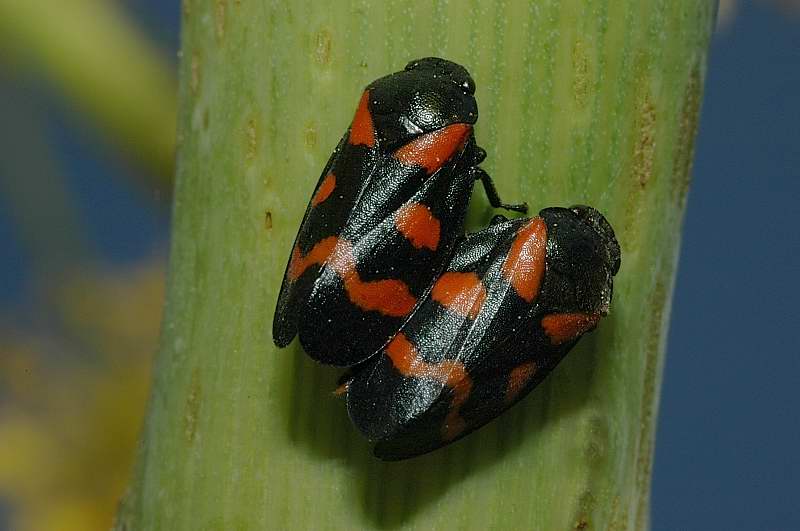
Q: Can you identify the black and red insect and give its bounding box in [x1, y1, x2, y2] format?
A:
[273, 58, 526, 366]
[340, 205, 620, 460]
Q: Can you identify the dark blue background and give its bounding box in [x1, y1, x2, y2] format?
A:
[1, 2, 797, 529]
[654, 4, 800, 530]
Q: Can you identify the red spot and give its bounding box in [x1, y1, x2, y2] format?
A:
[395, 203, 441, 251]
[505, 361, 537, 404]
[431, 272, 486, 320]
[349, 91, 375, 147]
[344, 277, 417, 317]
[385, 333, 473, 441]
[393, 123, 472, 175]
[311, 172, 336, 207]
[385, 333, 419, 376]
[541, 313, 600, 345]
[288, 237, 417, 318]
[287, 236, 338, 281]
[502, 218, 547, 302]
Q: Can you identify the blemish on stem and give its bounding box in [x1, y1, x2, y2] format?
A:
[246, 118, 258, 161]
[215, 0, 227, 42]
[190, 50, 201, 96]
[673, 64, 702, 207]
[634, 278, 669, 530]
[607, 495, 626, 531]
[304, 123, 318, 150]
[264, 211, 273, 230]
[623, 82, 657, 242]
[633, 90, 656, 189]
[314, 28, 333, 66]
[583, 414, 609, 464]
[572, 40, 590, 108]
[573, 490, 596, 531]
[184, 368, 202, 444]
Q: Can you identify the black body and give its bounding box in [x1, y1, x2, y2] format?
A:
[273, 58, 525, 366]
[343, 206, 621, 460]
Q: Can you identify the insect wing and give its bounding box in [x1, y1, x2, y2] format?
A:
[274, 58, 527, 368]
[345, 218, 537, 457]
[273, 131, 359, 347]
[273, 83, 483, 366]
[347, 208, 620, 460]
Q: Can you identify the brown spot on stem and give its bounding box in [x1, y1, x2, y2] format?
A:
[184, 367, 202, 444]
[246, 118, 257, 161]
[314, 28, 332, 66]
[634, 278, 669, 530]
[633, 90, 656, 189]
[191, 50, 200, 96]
[673, 65, 702, 207]
[304, 123, 318, 149]
[264, 211, 272, 230]
[572, 40, 590, 108]
[215, 0, 226, 42]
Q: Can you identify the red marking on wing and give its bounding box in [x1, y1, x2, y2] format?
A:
[345, 276, 417, 317]
[502, 217, 548, 303]
[394, 203, 441, 251]
[287, 236, 338, 281]
[431, 272, 487, 320]
[541, 313, 600, 345]
[311, 172, 336, 207]
[288, 237, 416, 318]
[393, 123, 472, 175]
[349, 91, 375, 147]
[505, 361, 537, 404]
[385, 333, 473, 441]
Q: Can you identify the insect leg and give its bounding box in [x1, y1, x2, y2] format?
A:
[474, 167, 528, 214]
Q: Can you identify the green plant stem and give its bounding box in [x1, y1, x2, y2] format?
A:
[117, 2, 715, 529]
[0, 0, 177, 183]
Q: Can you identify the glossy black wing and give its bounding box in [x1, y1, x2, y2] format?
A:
[274, 58, 529, 367]
[273, 94, 483, 365]
[272, 129, 355, 347]
[345, 217, 536, 453]
[345, 207, 620, 460]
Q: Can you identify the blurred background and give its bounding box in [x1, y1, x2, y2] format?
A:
[0, 1, 797, 530]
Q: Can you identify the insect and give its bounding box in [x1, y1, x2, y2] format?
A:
[340, 205, 621, 460]
[273, 58, 526, 366]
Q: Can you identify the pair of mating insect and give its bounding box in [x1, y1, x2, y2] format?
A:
[273, 58, 621, 460]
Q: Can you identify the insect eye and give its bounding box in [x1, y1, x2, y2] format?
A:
[399, 116, 424, 135]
